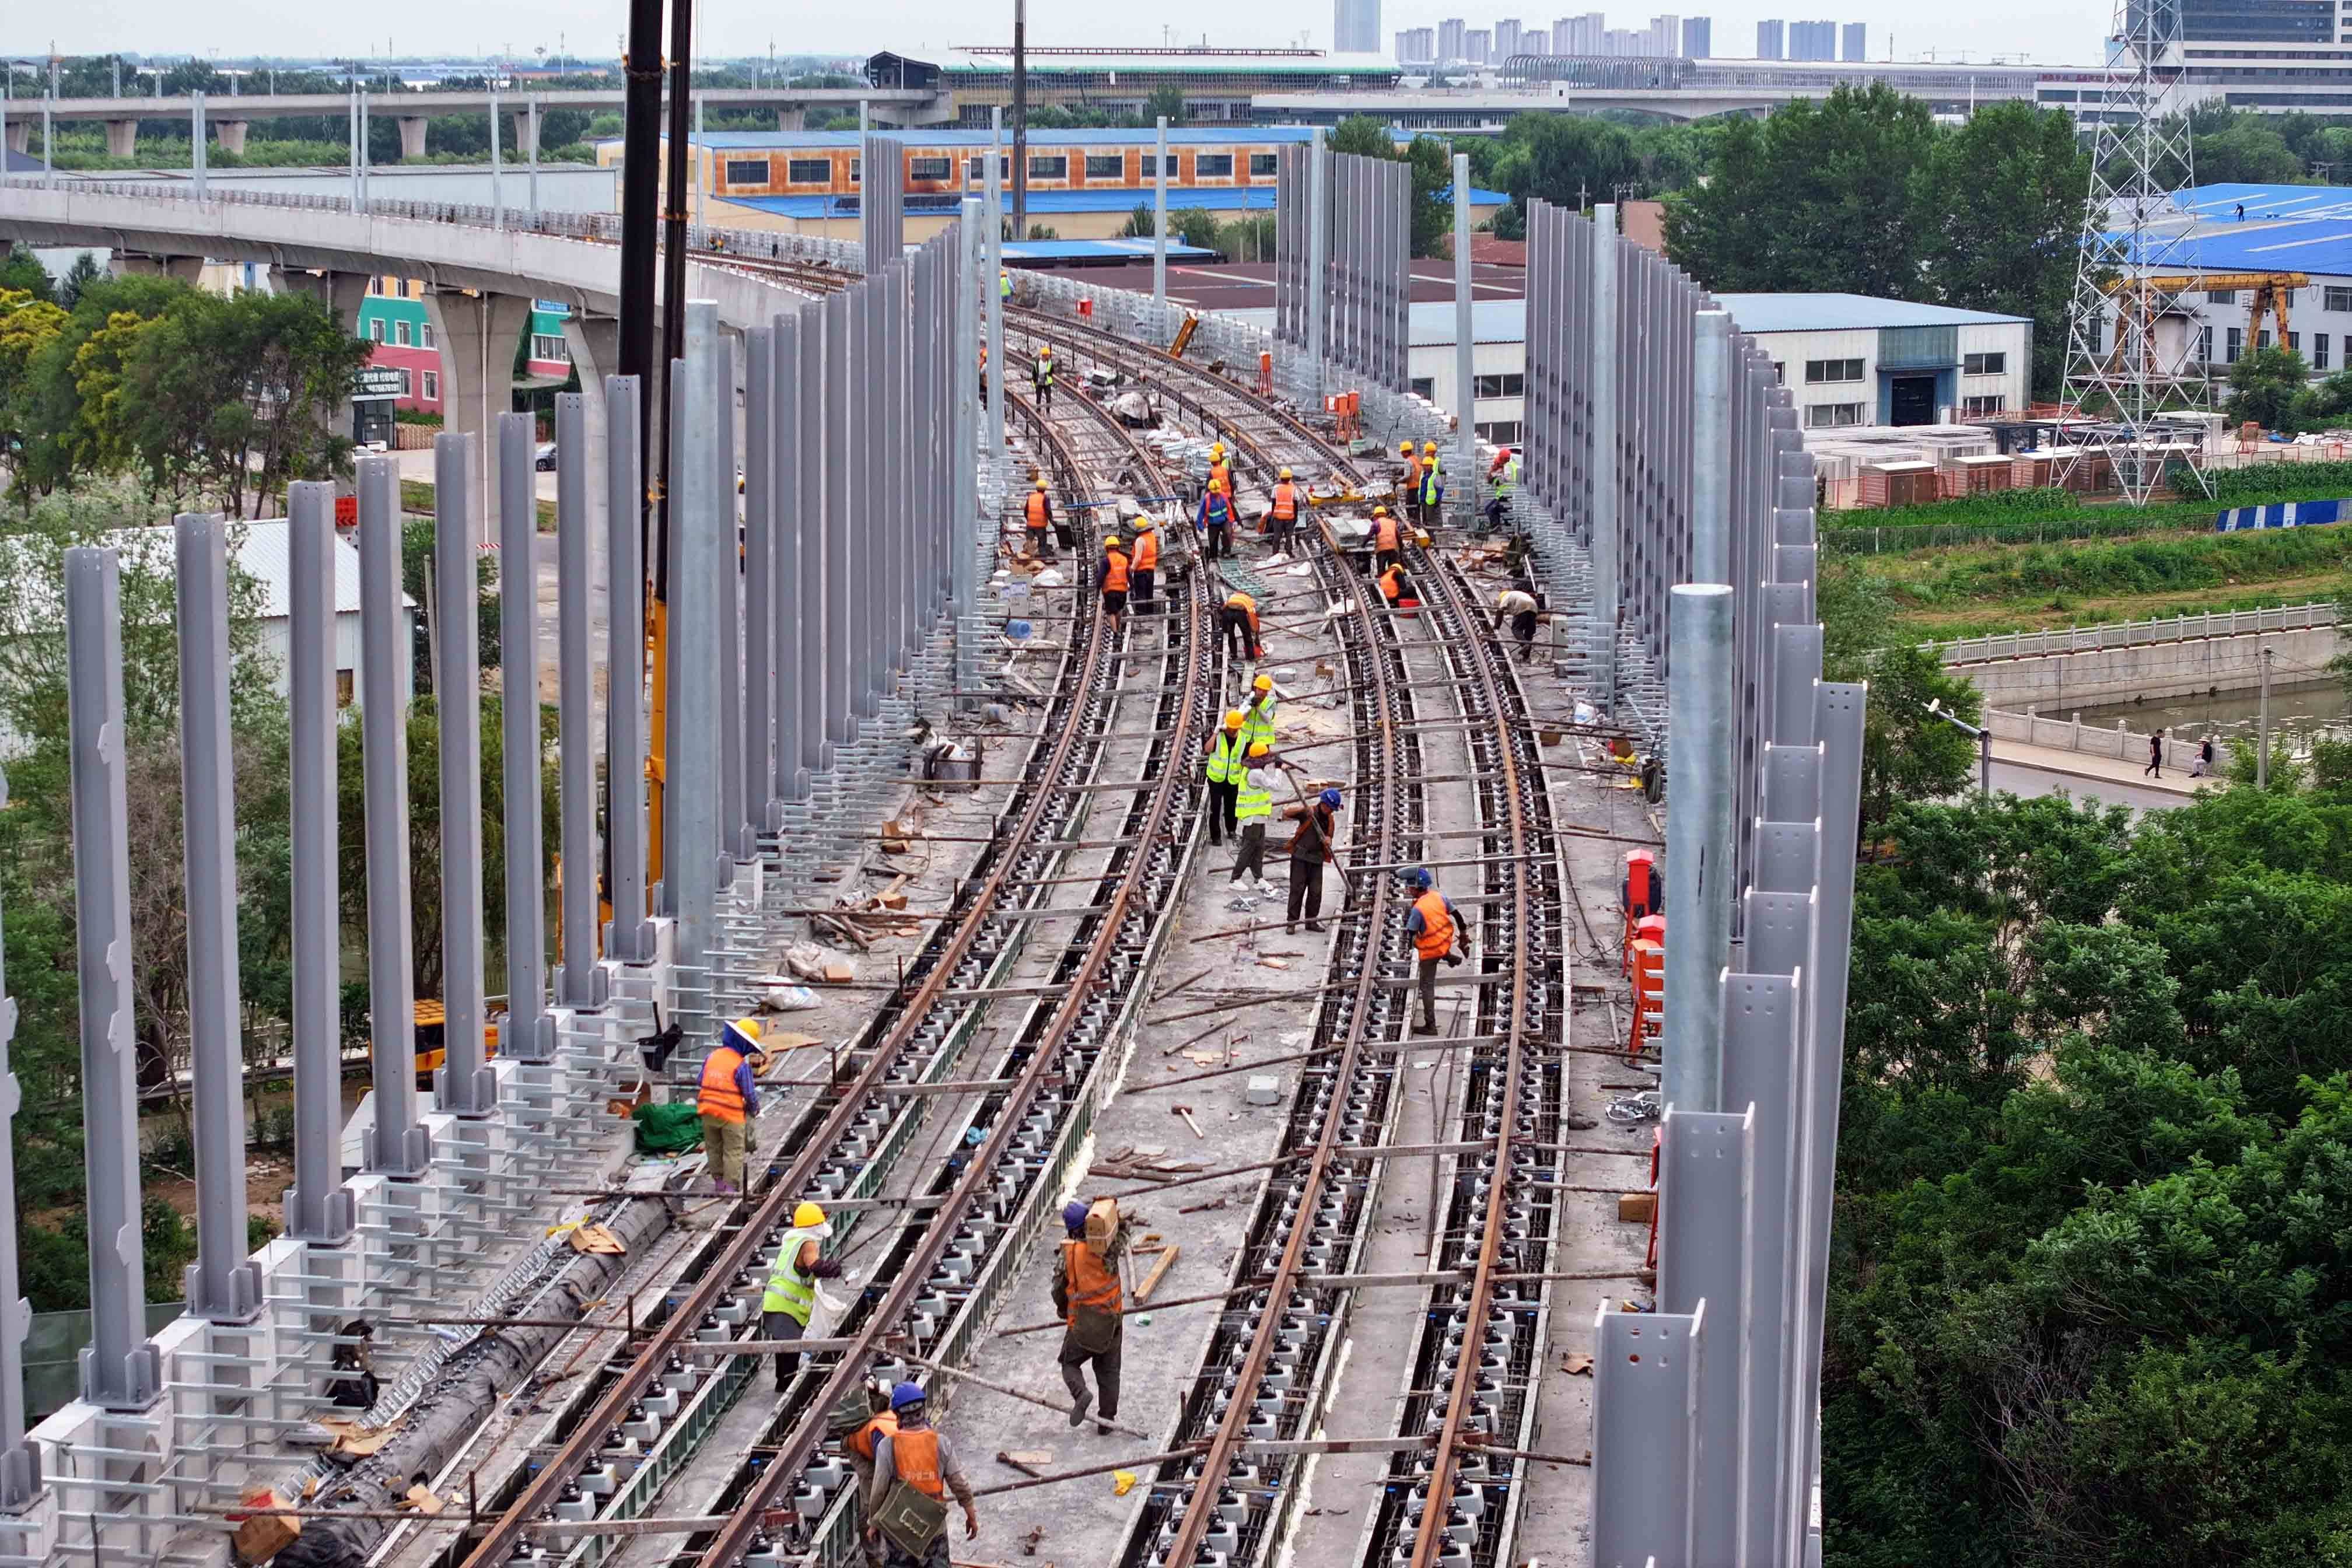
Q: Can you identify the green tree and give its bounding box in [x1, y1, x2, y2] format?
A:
[2189, 107, 2304, 185]
[55, 253, 103, 312]
[1818, 559, 1985, 847]
[0, 247, 54, 305]
[1496, 113, 1639, 210]
[1144, 84, 1185, 127]
[2224, 343, 2312, 430]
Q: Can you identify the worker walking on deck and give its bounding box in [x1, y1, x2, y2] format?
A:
[1100, 534, 1132, 639]
[1496, 588, 1542, 663]
[761, 1202, 844, 1391]
[1032, 344, 1055, 414]
[844, 1382, 898, 1568]
[1283, 788, 1342, 933]
[1404, 869, 1465, 1037]
[1199, 485, 1235, 561]
[1052, 1202, 1123, 1436]
[1222, 590, 1262, 661]
[1268, 467, 1300, 550]
[1229, 743, 1277, 897]
[1023, 476, 1056, 564]
[864, 1383, 979, 1568]
[1371, 505, 1402, 575]
[696, 1019, 766, 1194]
[1205, 709, 1247, 846]
[1129, 517, 1160, 612]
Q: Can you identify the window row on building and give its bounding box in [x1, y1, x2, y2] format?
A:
[715, 145, 1280, 199]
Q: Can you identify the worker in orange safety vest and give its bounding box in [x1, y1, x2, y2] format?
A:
[1269, 467, 1301, 548]
[1129, 517, 1160, 612]
[1371, 505, 1402, 575]
[1100, 534, 1132, 638]
[864, 1383, 978, 1565]
[696, 1019, 766, 1193]
[1404, 867, 1465, 1036]
[1023, 476, 1056, 563]
[1052, 1200, 1124, 1435]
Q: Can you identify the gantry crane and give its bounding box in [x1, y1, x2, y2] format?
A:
[2099, 270, 2310, 376]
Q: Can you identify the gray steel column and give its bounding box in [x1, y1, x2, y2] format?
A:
[358, 85, 370, 205]
[694, 97, 707, 232]
[1453, 152, 1476, 506]
[1591, 1303, 1704, 1566]
[985, 110, 1005, 458]
[1693, 310, 1733, 586]
[348, 89, 360, 208]
[825, 289, 856, 734]
[0, 802, 40, 1506]
[1666, 583, 1735, 1114]
[953, 203, 979, 701]
[1153, 116, 1168, 316]
[773, 313, 808, 798]
[358, 457, 429, 1174]
[1591, 204, 1621, 709]
[744, 326, 778, 831]
[604, 375, 656, 963]
[673, 302, 725, 984]
[433, 435, 496, 1116]
[716, 332, 750, 859]
[1658, 1106, 1755, 1568]
[191, 91, 206, 198]
[552, 396, 606, 1006]
[496, 414, 551, 1058]
[528, 97, 540, 215]
[64, 548, 163, 1412]
[489, 83, 504, 229]
[801, 300, 833, 772]
[1306, 127, 1328, 401]
[175, 514, 264, 1322]
[283, 488, 356, 1242]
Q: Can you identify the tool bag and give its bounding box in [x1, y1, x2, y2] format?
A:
[872, 1480, 949, 1558]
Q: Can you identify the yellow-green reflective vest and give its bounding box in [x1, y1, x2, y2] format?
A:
[1205, 731, 1243, 784]
[1236, 772, 1273, 823]
[761, 1227, 821, 1323]
[1241, 699, 1277, 750]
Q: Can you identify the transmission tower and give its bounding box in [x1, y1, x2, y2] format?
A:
[2059, 0, 2213, 506]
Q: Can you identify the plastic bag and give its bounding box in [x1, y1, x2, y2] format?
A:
[783, 942, 831, 982]
[760, 982, 822, 1012]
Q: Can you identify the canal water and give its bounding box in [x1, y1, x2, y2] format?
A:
[2066, 677, 2350, 746]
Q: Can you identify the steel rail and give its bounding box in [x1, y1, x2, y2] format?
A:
[681, 370, 1217, 1568]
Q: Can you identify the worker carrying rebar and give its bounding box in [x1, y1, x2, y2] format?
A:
[1269, 467, 1300, 549]
[1282, 788, 1342, 933]
[1198, 484, 1235, 561]
[1240, 673, 1278, 749]
[844, 1380, 898, 1568]
[1371, 505, 1402, 575]
[1204, 709, 1247, 846]
[1228, 742, 1277, 900]
[1129, 517, 1160, 612]
[1032, 344, 1056, 414]
[1404, 868, 1466, 1037]
[697, 1019, 766, 1195]
[1222, 590, 1262, 662]
[864, 1381, 979, 1567]
[1052, 1200, 1123, 1436]
[1379, 561, 1414, 608]
[1418, 441, 1444, 526]
[761, 1202, 844, 1392]
[1024, 476, 1056, 564]
[1496, 588, 1543, 663]
[1100, 534, 1131, 638]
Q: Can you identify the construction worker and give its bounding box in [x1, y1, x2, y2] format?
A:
[1129, 517, 1160, 612]
[1485, 446, 1520, 531]
[1198, 484, 1234, 561]
[1404, 869, 1465, 1037]
[1000, 269, 1012, 303]
[978, 341, 988, 401]
[1371, 505, 1402, 575]
[761, 1201, 844, 1391]
[1052, 1200, 1122, 1435]
[1100, 534, 1131, 638]
[1222, 590, 1262, 662]
[1496, 587, 1542, 663]
[1240, 672, 1278, 751]
[843, 1381, 898, 1568]
[696, 1018, 765, 1194]
[1207, 442, 1233, 503]
[1229, 742, 1276, 897]
[864, 1382, 979, 1567]
[1203, 709, 1247, 846]
[1269, 466, 1300, 549]
[1031, 345, 1055, 414]
[1419, 441, 1443, 526]
[1378, 560, 1413, 607]
[1397, 439, 1422, 510]
[1282, 788, 1342, 933]
[1024, 476, 1055, 563]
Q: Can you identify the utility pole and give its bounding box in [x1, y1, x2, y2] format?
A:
[1011, 0, 1028, 243]
[2258, 642, 2272, 790]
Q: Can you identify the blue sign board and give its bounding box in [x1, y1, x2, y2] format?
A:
[2216, 498, 2350, 531]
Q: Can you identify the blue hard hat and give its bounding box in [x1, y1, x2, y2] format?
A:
[890, 1381, 926, 1412]
[1063, 1200, 1090, 1233]
[1406, 867, 1433, 889]
[1321, 789, 1342, 808]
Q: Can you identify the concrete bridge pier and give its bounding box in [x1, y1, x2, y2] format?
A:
[398, 116, 429, 160]
[561, 315, 620, 557]
[775, 107, 806, 132]
[104, 119, 137, 159]
[111, 253, 205, 282]
[424, 289, 532, 545]
[2, 123, 26, 156]
[215, 121, 249, 156]
[276, 267, 372, 331]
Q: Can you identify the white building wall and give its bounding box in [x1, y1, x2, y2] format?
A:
[252, 607, 417, 706]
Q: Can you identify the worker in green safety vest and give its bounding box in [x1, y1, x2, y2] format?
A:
[762, 1202, 845, 1392]
[1240, 674, 1278, 752]
[1228, 743, 1276, 900]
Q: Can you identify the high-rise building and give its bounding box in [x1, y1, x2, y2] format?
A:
[1397, 23, 1437, 60]
[1496, 18, 1524, 57]
[1682, 15, 1711, 55]
[1522, 26, 1549, 51]
[1466, 26, 1492, 60]
[1756, 17, 1784, 56]
[1648, 14, 1680, 54]
[1557, 12, 1605, 53]
[1438, 16, 1468, 57]
[1788, 18, 1835, 57]
[1840, 20, 1865, 58]
[1335, 0, 1382, 53]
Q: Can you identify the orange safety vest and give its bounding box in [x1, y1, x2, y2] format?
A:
[1403, 453, 1423, 491]
[1209, 460, 1232, 497]
[1026, 491, 1049, 530]
[1062, 1240, 1122, 1326]
[1101, 548, 1131, 593]
[1272, 482, 1298, 521]
[1225, 592, 1258, 634]
[1375, 516, 1399, 553]
[1412, 890, 1456, 960]
[887, 1427, 944, 1499]
[1380, 565, 1405, 604]
[1132, 530, 1160, 571]
[697, 1045, 747, 1124]
[848, 1412, 899, 1462]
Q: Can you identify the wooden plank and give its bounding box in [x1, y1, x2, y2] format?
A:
[1133, 1245, 1180, 1303]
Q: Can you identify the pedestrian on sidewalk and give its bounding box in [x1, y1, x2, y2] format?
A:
[2145, 727, 2165, 779]
[1282, 788, 1342, 933]
[2192, 735, 2216, 778]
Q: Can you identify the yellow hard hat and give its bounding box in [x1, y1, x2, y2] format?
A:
[1224, 709, 1245, 730]
[1496, 591, 1511, 607]
[1137, 516, 1156, 530]
[1278, 467, 1293, 480]
[1212, 442, 1226, 456]
[731, 1017, 762, 1045]
[1423, 441, 1437, 453]
[1371, 505, 1387, 517]
[1034, 477, 1046, 490]
[792, 1202, 828, 1230]
[1253, 674, 1273, 692]
[1249, 741, 1270, 758]
[1104, 534, 1121, 548]
[1399, 440, 1413, 453]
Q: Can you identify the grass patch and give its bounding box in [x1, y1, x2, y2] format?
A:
[1823, 463, 2352, 555]
[401, 478, 558, 532]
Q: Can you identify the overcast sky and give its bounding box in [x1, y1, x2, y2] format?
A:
[22, 0, 2108, 74]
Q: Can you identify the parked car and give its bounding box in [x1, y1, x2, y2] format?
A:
[534, 441, 558, 471]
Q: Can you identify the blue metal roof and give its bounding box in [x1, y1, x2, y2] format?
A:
[2129, 181, 2352, 275]
[1713, 292, 2032, 334]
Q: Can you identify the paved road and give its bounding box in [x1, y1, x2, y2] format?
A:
[1987, 757, 2189, 814]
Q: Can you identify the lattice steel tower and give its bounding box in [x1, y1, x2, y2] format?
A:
[2060, 0, 2213, 505]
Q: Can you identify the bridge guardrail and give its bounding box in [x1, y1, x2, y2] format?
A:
[1927, 600, 2339, 666]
